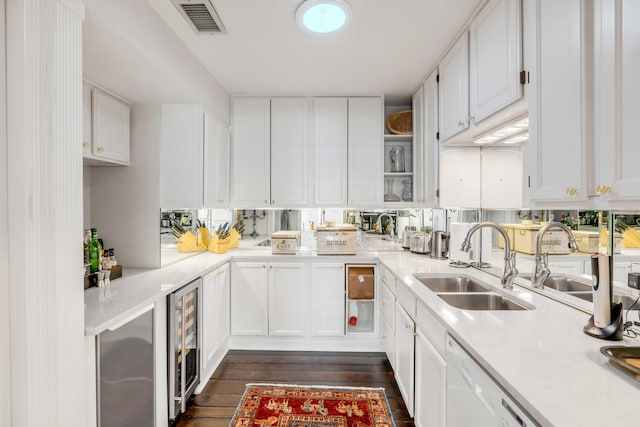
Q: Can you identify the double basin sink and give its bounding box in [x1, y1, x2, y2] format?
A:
[519, 274, 639, 310]
[413, 275, 530, 311]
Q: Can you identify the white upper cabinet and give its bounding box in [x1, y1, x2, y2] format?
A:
[313, 98, 348, 206]
[231, 97, 271, 207]
[84, 85, 130, 165]
[439, 33, 470, 142]
[439, 147, 481, 208]
[469, 0, 522, 123]
[159, 104, 204, 208]
[203, 112, 230, 207]
[348, 97, 384, 207]
[423, 71, 440, 206]
[481, 147, 522, 208]
[412, 87, 425, 205]
[525, 0, 589, 203]
[593, 0, 640, 202]
[270, 98, 310, 207]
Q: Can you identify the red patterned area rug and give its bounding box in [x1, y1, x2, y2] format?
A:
[229, 383, 396, 427]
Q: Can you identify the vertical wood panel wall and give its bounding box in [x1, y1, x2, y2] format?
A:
[6, 0, 85, 426]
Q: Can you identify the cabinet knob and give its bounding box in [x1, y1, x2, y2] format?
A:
[262, 264, 266, 268]
[596, 185, 611, 195]
[412, 332, 417, 337]
[469, 116, 475, 123]
[265, 200, 269, 204]
[97, 146, 105, 153]
[82, 142, 89, 148]
[405, 323, 412, 329]
[458, 121, 464, 127]
[565, 187, 578, 196]
[269, 265, 272, 270]
[381, 301, 386, 306]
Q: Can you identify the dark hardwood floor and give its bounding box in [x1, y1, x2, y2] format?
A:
[176, 350, 415, 427]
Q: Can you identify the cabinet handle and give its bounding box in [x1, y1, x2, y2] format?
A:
[382, 334, 387, 339]
[262, 264, 266, 269]
[565, 187, 578, 196]
[97, 146, 104, 153]
[412, 332, 417, 337]
[265, 200, 269, 204]
[405, 323, 412, 329]
[381, 301, 386, 306]
[469, 116, 475, 123]
[596, 185, 611, 195]
[216, 270, 224, 276]
[82, 142, 89, 148]
[271, 200, 275, 204]
[269, 265, 272, 270]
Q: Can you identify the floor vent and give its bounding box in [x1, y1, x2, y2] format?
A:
[172, 0, 227, 34]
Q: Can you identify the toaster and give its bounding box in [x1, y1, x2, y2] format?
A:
[410, 232, 431, 254]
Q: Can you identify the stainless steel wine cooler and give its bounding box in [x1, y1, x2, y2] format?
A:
[168, 277, 201, 421]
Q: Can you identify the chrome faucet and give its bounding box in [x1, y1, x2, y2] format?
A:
[461, 222, 518, 289]
[531, 222, 579, 289]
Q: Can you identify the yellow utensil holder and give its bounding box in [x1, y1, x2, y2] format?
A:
[209, 233, 231, 254]
[197, 227, 210, 248]
[228, 228, 240, 248]
[177, 231, 207, 253]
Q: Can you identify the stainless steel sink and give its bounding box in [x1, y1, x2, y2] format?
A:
[413, 275, 490, 293]
[437, 293, 528, 311]
[520, 274, 592, 292]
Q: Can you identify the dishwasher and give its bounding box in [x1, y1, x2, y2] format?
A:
[446, 335, 538, 427]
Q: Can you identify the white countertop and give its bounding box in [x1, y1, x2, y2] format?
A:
[84, 246, 640, 426]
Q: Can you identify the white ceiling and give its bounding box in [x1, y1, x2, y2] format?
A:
[150, 0, 485, 105]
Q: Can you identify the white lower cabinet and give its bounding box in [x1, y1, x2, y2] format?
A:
[311, 263, 345, 336]
[230, 262, 269, 336]
[415, 328, 447, 427]
[394, 301, 415, 417]
[268, 263, 308, 336]
[231, 262, 307, 336]
[202, 264, 230, 381]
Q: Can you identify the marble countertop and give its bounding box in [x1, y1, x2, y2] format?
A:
[84, 245, 640, 426]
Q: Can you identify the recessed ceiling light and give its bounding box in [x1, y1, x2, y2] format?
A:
[296, 0, 352, 35]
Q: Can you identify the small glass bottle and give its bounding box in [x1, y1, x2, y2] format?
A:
[109, 248, 117, 267]
[89, 228, 102, 273]
[102, 249, 112, 270]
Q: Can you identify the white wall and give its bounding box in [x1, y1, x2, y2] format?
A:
[0, 0, 11, 423]
[82, 0, 230, 123]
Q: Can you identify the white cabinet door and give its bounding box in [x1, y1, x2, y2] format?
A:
[313, 98, 348, 206]
[348, 97, 384, 208]
[469, 0, 522, 123]
[423, 70, 440, 206]
[415, 329, 446, 427]
[439, 147, 481, 208]
[202, 264, 230, 380]
[91, 88, 130, 164]
[231, 97, 271, 207]
[230, 262, 268, 336]
[159, 105, 204, 208]
[439, 33, 470, 142]
[202, 271, 218, 377]
[270, 98, 310, 207]
[380, 283, 396, 369]
[481, 147, 522, 208]
[394, 302, 415, 417]
[412, 86, 425, 204]
[310, 263, 345, 336]
[204, 113, 230, 207]
[82, 84, 92, 156]
[594, 0, 640, 200]
[268, 262, 307, 336]
[527, 0, 589, 203]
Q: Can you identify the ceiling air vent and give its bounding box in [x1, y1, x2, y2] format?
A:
[172, 0, 227, 34]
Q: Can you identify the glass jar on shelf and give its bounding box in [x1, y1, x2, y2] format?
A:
[401, 178, 413, 202]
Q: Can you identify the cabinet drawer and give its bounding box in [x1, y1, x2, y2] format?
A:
[395, 281, 416, 318]
[380, 265, 395, 291]
[416, 301, 447, 356]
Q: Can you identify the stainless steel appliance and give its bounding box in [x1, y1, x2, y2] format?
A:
[98, 304, 154, 427]
[402, 226, 417, 249]
[410, 232, 430, 254]
[446, 335, 536, 427]
[168, 278, 202, 421]
[429, 231, 450, 259]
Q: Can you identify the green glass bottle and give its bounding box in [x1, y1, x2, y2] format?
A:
[89, 228, 103, 273]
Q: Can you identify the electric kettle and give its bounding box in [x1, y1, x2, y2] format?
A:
[429, 231, 450, 259]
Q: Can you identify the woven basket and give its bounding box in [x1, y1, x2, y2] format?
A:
[385, 110, 413, 135]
